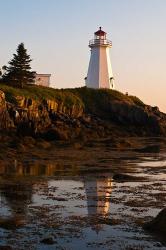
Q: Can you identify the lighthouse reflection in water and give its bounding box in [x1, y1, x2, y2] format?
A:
[0, 162, 112, 233]
[84, 177, 112, 232]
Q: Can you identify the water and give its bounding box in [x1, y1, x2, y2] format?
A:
[0, 138, 166, 249]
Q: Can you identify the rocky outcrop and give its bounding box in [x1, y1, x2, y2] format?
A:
[73, 88, 166, 136]
[108, 102, 165, 134]
[14, 96, 83, 117]
[5, 95, 84, 137]
[81, 98, 166, 135]
[143, 208, 166, 235]
[0, 91, 13, 129]
[1, 87, 166, 140]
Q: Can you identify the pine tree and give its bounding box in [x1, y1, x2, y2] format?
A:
[3, 43, 36, 88]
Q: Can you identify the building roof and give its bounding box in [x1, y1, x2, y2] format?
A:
[35, 73, 51, 77]
[95, 27, 106, 36]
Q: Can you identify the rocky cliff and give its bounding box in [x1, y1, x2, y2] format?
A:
[0, 90, 13, 129]
[71, 88, 166, 136]
[0, 84, 166, 140]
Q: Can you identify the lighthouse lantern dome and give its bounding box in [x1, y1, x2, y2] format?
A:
[94, 27, 106, 40]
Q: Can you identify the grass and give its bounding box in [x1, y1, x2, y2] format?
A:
[70, 87, 145, 108]
[0, 83, 84, 109]
[68, 87, 145, 119]
[0, 83, 145, 116]
[128, 95, 145, 107]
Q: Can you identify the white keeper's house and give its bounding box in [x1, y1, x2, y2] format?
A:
[34, 73, 51, 87]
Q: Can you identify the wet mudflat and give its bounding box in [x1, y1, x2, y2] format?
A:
[0, 137, 166, 250]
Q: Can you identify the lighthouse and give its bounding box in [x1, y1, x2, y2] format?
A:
[86, 27, 114, 89]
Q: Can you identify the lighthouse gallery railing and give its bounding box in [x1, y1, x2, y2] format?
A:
[89, 39, 112, 46]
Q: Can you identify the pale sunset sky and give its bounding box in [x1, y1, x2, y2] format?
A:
[0, 0, 166, 111]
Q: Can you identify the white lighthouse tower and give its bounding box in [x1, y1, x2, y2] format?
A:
[86, 27, 114, 89]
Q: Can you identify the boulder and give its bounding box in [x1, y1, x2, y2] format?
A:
[143, 208, 166, 234]
[135, 145, 160, 153]
[0, 246, 12, 250]
[43, 128, 69, 141]
[41, 237, 56, 245]
[0, 217, 25, 230]
[113, 173, 147, 182]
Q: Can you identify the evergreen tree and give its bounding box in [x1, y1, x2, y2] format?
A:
[3, 43, 36, 88]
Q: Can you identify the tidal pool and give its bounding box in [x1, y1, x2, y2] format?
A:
[0, 138, 166, 250]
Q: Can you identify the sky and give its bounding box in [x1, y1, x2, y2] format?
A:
[0, 0, 166, 112]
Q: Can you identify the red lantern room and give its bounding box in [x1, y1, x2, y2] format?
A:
[89, 27, 112, 47]
[94, 27, 107, 40]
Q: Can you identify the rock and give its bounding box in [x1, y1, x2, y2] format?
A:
[43, 128, 69, 141]
[113, 173, 146, 182]
[143, 208, 166, 234]
[0, 246, 12, 250]
[36, 140, 51, 149]
[41, 237, 56, 245]
[22, 136, 36, 145]
[17, 121, 37, 136]
[0, 91, 13, 129]
[104, 138, 132, 149]
[73, 142, 83, 150]
[98, 217, 121, 225]
[135, 145, 160, 153]
[81, 115, 91, 123]
[0, 218, 25, 230]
